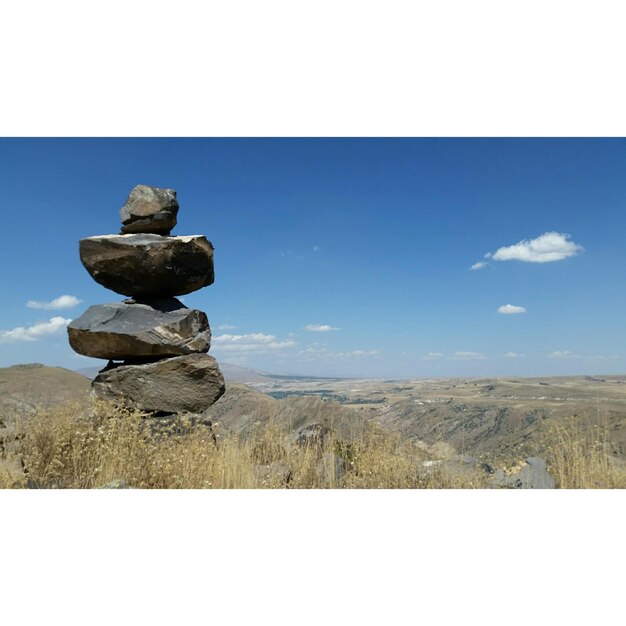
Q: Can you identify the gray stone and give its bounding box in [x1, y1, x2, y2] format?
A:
[0, 455, 26, 487]
[79, 234, 214, 297]
[121, 212, 177, 236]
[119, 185, 178, 235]
[252, 462, 292, 486]
[67, 299, 211, 360]
[99, 479, 132, 489]
[318, 452, 350, 485]
[293, 423, 332, 449]
[518, 457, 555, 489]
[92, 354, 225, 414]
[490, 457, 555, 489]
[0, 424, 21, 456]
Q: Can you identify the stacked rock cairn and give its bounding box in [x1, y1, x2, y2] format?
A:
[67, 185, 225, 415]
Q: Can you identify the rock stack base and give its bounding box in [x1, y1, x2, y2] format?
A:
[68, 184, 225, 414]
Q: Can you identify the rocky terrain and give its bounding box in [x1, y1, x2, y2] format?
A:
[2, 330, 626, 488]
[245, 374, 626, 459]
[3, 363, 625, 466]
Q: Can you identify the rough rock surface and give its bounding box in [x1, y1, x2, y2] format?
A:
[99, 479, 132, 489]
[293, 423, 332, 449]
[119, 185, 179, 235]
[252, 462, 292, 486]
[490, 457, 555, 489]
[92, 354, 225, 413]
[67, 299, 211, 359]
[79, 234, 214, 297]
[0, 455, 26, 487]
[318, 452, 350, 485]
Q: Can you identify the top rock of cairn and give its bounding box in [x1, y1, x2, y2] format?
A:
[120, 184, 179, 235]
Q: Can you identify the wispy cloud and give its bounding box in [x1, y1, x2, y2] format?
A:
[422, 352, 444, 360]
[547, 350, 581, 359]
[547, 350, 622, 361]
[217, 324, 238, 330]
[485, 232, 583, 264]
[0, 316, 72, 343]
[281, 246, 321, 259]
[503, 352, 523, 358]
[469, 261, 488, 271]
[303, 324, 340, 332]
[452, 351, 487, 360]
[27, 295, 82, 310]
[212, 333, 295, 353]
[497, 304, 526, 315]
[298, 345, 379, 361]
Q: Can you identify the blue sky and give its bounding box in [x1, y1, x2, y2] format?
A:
[0, 138, 624, 378]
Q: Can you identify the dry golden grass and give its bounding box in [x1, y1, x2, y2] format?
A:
[0, 402, 484, 489]
[541, 414, 626, 489]
[1, 402, 624, 489]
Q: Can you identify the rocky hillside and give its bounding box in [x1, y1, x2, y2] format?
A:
[207, 383, 364, 442]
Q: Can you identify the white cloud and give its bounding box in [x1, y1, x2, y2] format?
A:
[497, 304, 527, 315]
[452, 351, 487, 360]
[503, 352, 523, 358]
[217, 324, 238, 330]
[303, 324, 340, 332]
[422, 352, 444, 360]
[212, 333, 296, 353]
[27, 295, 82, 310]
[469, 261, 488, 271]
[0, 316, 72, 343]
[547, 350, 580, 359]
[487, 232, 583, 264]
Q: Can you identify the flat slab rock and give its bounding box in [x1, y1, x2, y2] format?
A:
[79, 234, 214, 297]
[67, 299, 211, 360]
[119, 184, 179, 235]
[92, 354, 225, 414]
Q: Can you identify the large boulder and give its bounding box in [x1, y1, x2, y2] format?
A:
[79, 234, 214, 297]
[67, 299, 211, 360]
[92, 354, 225, 413]
[119, 184, 179, 235]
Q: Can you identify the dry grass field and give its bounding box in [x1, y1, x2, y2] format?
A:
[0, 402, 484, 489]
[2, 365, 625, 488]
[2, 400, 625, 489]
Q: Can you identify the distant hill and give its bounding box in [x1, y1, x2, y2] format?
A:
[218, 363, 275, 383]
[75, 365, 103, 379]
[0, 363, 91, 419]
